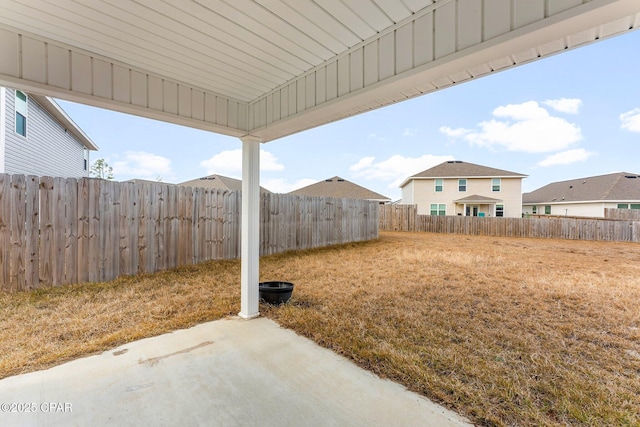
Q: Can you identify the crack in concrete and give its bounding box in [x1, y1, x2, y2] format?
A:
[138, 341, 215, 367]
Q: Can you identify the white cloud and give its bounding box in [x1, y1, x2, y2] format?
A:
[368, 133, 386, 142]
[620, 108, 640, 132]
[200, 149, 285, 177]
[262, 178, 317, 194]
[537, 149, 595, 167]
[439, 126, 471, 138]
[449, 101, 582, 153]
[350, 154, 455, 188]
[349, 156, 375, 172]
[111, 151, 172, 180]
[542, 98, 582, 114]
[493, 101, 550, 120]
[403, 128, 418, 137]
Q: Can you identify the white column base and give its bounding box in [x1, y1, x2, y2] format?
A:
[238, 311, 261, 320]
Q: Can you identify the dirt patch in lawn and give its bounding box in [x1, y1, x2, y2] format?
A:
[1, 231, 639, 426]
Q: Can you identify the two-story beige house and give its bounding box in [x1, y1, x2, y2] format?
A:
[399, 161, 527, 218]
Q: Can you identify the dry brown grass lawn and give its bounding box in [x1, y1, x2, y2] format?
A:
[1, 231, 639, 426]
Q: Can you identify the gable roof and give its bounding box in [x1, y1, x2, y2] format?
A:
[177, 174, 272, 193]
[288, 176, 390, 201]
[26, 92, 99, 151]
[523, 172, 640, 204]
[454, 195, 502, 203]
[400, 161, 526, 188]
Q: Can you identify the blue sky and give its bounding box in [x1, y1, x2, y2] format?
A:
[57, 30, 640, 201]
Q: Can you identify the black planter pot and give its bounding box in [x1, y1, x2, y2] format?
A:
[259, 281, 294, 305]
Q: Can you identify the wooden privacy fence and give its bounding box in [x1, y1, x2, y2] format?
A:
[380, 204, 640, 243]
[0, 174, 378, 292]
[605, 208, 640, 221]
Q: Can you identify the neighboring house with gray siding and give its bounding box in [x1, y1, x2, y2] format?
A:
[522, 172, 640, 218]
[0, 87, 98, 178]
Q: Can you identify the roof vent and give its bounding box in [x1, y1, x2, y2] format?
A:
[625, 175, 638, 179]
[201, 177, 215, 181]
[569, 185, 573, 188]
[337, 178, 345, 182]
[582, 180, 586, 184]
[325, 179, 333, 182]
[455, 160, 463, 163]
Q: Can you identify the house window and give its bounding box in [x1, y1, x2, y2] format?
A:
[435, 179, 443, 192]
[15, 90, 27, 137]
[532, 206, 537, 214]
[632, 204, 640, 210]
[83, 149, 89, 171]
[458, 179, 466, 192]
[544, 205, 551, 215]
[430, 203, 446, 216]
[618, 203, 629, 209]
[496, 204, 504, 217]
[492, 178, 501, 192]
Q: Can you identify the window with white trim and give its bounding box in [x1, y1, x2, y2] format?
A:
[15, 90, 27, 137]
[458, 178, 466, 192]
[430, 203, 446, 216]
[491, 178, 501, 192]
[545, 205, 551, 215]
[435, 179, 443, 192]
[496, 204, 504, 217]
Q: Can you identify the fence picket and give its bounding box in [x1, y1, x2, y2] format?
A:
[25, 176, 39, 289]
[0, 175, 10, 291]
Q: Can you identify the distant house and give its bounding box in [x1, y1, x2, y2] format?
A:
[522, 172, 640, 218]
[0, 87, 98, 177]
[288, 176, 391, 203]
[400, 161, 527, 218]
[178, 174, 272, 193]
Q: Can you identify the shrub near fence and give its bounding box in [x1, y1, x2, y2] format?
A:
[0, 174, 378, 292]
[380, 204, 640, 243]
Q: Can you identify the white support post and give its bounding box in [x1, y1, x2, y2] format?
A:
[238, 136, 261, 319]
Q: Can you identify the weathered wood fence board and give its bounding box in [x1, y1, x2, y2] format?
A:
[380, 205, 640, 243]
[605, 208, 640, 221]
[0, 174, 378, 291]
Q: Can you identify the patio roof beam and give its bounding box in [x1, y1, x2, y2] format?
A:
[0, 25, 250, 138]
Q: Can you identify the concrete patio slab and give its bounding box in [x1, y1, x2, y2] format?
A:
[0, 317, 471, 427]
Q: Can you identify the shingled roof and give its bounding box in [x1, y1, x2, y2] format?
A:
[404, 161, 527, 183]
[178, 174, 272, 193]
[523, 172, 640, 203]
[288, 176, 390, 202]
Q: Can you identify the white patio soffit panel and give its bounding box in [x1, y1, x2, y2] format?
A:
[0, 0, 639, 141]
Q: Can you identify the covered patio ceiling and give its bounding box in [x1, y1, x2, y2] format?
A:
[1, 0, 639, 319]
[1, 0, 639, 143]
